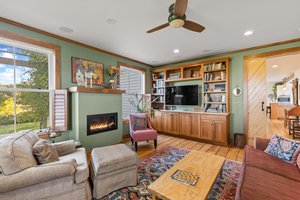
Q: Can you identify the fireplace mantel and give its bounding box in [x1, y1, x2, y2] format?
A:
[68, 86, 125, 94]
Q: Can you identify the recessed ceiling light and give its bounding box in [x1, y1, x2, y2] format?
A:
[244, 30, 254, 36]
[106, 18, 117, 24]
[272, 65, 279, 68]
[173, 49, 180, 54]
[59, 26, 74, 33]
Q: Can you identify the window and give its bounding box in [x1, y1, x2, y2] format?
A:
[0, 37, 55, 135]
[119, 65, 145, 119]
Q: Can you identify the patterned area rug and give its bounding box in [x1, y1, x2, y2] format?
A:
[101, 146, 242, 200]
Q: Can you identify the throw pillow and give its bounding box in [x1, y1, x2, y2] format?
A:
[264, 135, 300, 164]
[133, 115, 147, 130]
[33, 140, 59, 164]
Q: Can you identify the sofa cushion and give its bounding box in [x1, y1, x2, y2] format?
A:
[264, 135, 300, 164]
[237, 165, 300, 200]
[33, 140, 59, 164]
[133, 115, 147, 130]
[0, 130, 39, 175]
[244, 145, 300, 182]
[298, 154, 300, 169]
[91, 144, 138, 175]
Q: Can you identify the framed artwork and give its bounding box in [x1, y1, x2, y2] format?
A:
[71, 57, 104, 85]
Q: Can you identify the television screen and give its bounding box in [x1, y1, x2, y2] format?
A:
[165, 85, 199, 106]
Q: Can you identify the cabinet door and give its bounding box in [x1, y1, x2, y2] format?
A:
[214, 119, 227, 143]
[180, 113, 191, 136]
[161, 112, 171, 133]
[152, 112, 162, 132]
[200, 118, 214, 140]
[170, 113, 180, 134]
[190, 114, 201, 138]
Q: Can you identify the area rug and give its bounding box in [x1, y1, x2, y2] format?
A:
[101, 146, 242, 200]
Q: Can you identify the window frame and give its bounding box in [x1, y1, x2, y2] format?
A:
[0, 30, 61, 133]
[118, 62, 146, 119]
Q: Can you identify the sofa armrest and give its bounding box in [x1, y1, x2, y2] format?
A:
[0, 159, 77, 193]
[254, 137, 270, 151]
[52, 140, 76, 156]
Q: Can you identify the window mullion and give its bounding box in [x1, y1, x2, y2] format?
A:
[13, 46, 17, 133]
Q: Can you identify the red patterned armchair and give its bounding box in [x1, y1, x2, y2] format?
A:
[129, 113, 157, 151]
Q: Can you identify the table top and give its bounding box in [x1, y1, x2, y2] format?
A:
[148, 151, 225, 200]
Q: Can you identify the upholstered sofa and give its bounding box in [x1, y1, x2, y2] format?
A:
[235, 138, 300, 200]
[0, 130, 91, 200]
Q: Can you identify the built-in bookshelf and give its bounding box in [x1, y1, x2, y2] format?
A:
[150, 57, 230, 113]
[151, 71, 165, 110]
[202, 58, 230, 113]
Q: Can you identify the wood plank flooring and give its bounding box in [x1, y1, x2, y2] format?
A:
[123, 134, 244, 162]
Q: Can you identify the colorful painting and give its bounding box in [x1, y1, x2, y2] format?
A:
[71, 57, 104, 85]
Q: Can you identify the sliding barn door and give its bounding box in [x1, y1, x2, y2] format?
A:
[246, 58, 267, 145]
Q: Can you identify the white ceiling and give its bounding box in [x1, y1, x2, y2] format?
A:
[1, 0, 300, 66]
[266, 53, 300, 83]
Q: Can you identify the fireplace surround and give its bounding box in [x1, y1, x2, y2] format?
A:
[87, 113, 118, 135]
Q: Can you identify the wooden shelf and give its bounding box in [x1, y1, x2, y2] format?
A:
[204, 102, 227, 104]
[153, 101, 165, 104]
[68, 86, 125, 94]
[204, 91, 226, 94]
[204, 80, 226, 83]
[204, 69, 226, 73]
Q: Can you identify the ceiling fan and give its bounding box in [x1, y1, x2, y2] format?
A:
[147, 0, 205, 33]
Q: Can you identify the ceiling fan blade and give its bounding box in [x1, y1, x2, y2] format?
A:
[174, 0, 188, 17]
[147, 23, 169, 33]
[183, 20, 205, 32]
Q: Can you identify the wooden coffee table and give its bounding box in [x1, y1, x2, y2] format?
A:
[148, 151, 225, 200]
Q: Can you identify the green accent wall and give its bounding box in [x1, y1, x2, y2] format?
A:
[71, 92, 123, 151]
[0, 22, 151, 145]
[159, 41, 300, 139]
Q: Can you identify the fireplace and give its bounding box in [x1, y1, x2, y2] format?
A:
[87, 113, 118, 135]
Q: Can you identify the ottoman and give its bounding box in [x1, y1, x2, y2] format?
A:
[90, 144, 138, 199]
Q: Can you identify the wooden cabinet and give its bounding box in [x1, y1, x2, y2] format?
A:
[200, 114, 229, 146]
[152, 111, 162, 132]
[162, 112, 180, 135]
[154, 111, 229, 146]
[180, 113, 200, 138]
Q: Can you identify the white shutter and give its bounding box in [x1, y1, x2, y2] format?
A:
[120, 66, 145, 119]
[52, 90, 68, 131]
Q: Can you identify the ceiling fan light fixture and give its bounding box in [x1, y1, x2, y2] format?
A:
[244, 30, 254, 36]
[169, 19, 185, 28]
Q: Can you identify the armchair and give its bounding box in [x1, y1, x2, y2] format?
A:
[0, 131, 91, 200]
[129, 113, 158, 151]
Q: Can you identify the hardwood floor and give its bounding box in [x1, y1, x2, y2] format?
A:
[267, 119, 300, 141]
[123, 134, 244, 162]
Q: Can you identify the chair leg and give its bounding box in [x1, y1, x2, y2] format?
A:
[154, 139, 157, 149]
[135, 142, 138, 151]
[130, 137, 134, 145]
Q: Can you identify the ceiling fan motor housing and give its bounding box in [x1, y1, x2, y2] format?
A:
[168, 14, 186, 28]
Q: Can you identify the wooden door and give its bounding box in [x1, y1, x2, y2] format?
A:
[214, 119, 227, 143]
[170, 113, 180, 134]
[200, 117, 214, 140]
[246, 58, 267, 145]
[161, 112, 171, 133]
[180, 113, 191, 136]
[152, 111, 162, 131]
[190, 114, 201, 138]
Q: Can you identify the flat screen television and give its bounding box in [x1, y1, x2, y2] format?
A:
[165, 85, 199, 106]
